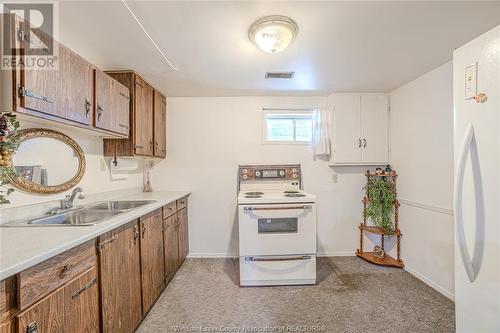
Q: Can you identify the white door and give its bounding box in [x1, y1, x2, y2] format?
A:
[333, 94, 361, 163]
[361, 95, 389, 163]
[453, 25, 500, 332]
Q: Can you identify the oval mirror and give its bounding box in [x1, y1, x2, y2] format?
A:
[8, 129, 85, 194]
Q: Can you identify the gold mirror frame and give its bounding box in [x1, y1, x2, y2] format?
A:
[8, 128, 86, 194]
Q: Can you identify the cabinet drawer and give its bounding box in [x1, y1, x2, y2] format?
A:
[18, 241, 96, 310]
[162, 201, 177, 219]
[176, 197, 187, 211]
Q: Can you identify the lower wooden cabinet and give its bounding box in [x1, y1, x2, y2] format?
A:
[98, 221, 143, 333]
[0, 196, 189, 333]
[163, 215, 179, 283]
[16, 268, 99, 333]
[140, 209, 165, 313]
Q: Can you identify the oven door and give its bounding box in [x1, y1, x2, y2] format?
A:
[238, 203, 317, 256]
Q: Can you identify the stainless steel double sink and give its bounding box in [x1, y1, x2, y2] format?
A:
[3, 200, 156, 227]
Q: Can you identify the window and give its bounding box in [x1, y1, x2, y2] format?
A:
[264, 111, 313, 144]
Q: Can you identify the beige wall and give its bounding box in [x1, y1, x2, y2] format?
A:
[150, 96, 365, 257]
[389, 61, 454, 299]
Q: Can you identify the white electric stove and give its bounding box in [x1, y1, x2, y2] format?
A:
[237, 164, 317, 286]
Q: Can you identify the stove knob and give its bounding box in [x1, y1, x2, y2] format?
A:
[292, 174, 298, 179]
[279, 170, 285, 176]
[242, 174, 248, 180]
[242, 169, 248, 174]
[255, 171, 261, 177]
[292, 168, 297, 173]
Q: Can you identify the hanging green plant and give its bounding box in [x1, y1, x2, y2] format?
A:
[364, 177, 395, 234]
[0, 113, 20, 205]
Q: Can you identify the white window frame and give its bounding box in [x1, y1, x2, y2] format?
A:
[262, 109, 314, 145]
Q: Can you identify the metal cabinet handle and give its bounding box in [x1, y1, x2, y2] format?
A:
[358, 138, 362, 148]
[118, 123, 129, 130]
[85, 99, 91, 117]
[141, 223, 146, 238]
[59, 263, 73, 278]
[27, 322, 38, 333]
[135, 145, 144, 149]
[363, 139, 367, 148]
[97, 105, 103, 121]
[133, 225, 140, 244]
[71, 278, 97, 299]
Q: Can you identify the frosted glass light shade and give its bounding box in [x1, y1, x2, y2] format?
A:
[249, 16, 298, 54]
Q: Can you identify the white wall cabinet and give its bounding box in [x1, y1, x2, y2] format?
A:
[331, 94, 389, 165]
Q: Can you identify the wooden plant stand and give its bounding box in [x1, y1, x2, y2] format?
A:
[356, 170, 404, 268]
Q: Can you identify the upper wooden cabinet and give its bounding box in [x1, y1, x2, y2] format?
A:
[331, 94, 389, 165]
[135, 76, 154, 156]
[104, 71, 167, 159]
[154, 90, 167, 157]
[0, 14, 129, 138]
[94, 69, 130, 136]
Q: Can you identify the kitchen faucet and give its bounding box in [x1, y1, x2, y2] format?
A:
[62, 187, 85, 209]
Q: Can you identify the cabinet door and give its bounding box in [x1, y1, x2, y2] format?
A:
[332, 94, 362, 164]
[58, 46, 94, 125]
[134, 76, 154, 156]
[18, 20, 60, 118]
[153, 90, 166, 157]
[163, 215, 179, 283]
[361, 95, 389, 163]
[99, 222, 142, 333]
[177, 208, 189, 266]
[16, 283, 66, 333]
[16, 268, 99, 333]
[140, 209, 165, 313]
[63, 268, 99, 333]
[95, 69, 130, 135]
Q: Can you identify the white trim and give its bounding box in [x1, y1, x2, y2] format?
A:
[404, 265, 455, 301]
[399, 199, 454, 216]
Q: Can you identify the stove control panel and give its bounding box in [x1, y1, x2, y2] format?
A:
[239, 165, 301, 182]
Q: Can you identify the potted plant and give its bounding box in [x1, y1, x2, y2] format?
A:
[0, 113, 20, 205]
[364, 177, 395, 234]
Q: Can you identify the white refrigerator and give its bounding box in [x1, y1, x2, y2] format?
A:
[453, 25, 500, 332]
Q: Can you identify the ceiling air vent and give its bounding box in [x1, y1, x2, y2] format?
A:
[265, 71, 295, 79]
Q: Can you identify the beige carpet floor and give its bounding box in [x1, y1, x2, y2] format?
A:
[137, 257, 455, 333]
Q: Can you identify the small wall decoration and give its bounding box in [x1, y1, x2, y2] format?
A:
[373, 245, 385, 259]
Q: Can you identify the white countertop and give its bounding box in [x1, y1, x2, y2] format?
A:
[0, 191, 190, 280]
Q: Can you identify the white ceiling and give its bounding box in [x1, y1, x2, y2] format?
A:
[53, 1, 500, 96]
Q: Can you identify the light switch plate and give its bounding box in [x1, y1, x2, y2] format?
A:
[465, 63, 477, 100]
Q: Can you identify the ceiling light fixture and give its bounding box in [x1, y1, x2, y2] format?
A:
[249, 15, 298, 54]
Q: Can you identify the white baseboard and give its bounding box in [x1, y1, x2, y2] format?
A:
[404, 265, 455, 301]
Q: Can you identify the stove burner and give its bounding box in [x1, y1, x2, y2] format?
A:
[284, 193, 306, 197]
[245, 195, 262, 198]
[284, 190, 300, 194]
[245, 191, 264, 195]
